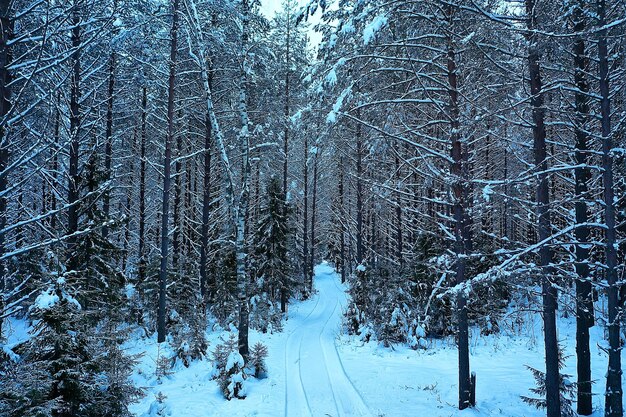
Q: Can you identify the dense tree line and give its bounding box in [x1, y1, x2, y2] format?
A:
[303, 0, 626, 416]
[0, 0, 624, 416]
[0, 0, 313, 413]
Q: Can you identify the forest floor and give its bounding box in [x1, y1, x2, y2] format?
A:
[3, 263, 621, 416]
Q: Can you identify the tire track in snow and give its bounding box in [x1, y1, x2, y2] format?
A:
[285, 263, 372, 417]
[319, 299, 372, 417]
[317, 297, 342, 417]
[284, 285, 321, 417]
[328, 278, 373, 415]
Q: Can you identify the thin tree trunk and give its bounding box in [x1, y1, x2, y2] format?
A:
[102, 3, 117, 239]
[356, 116, 363, 266]
[339, 155, 346, 283]
[51, 93, 60, 230]
[525, 1, 560, 415]
[572, 3, 593, 413]
[200, 68, 213, 300]
[173, 120, 182, 271]
[309, 148, 318, 288]
[157, 0, 180, 344]
[122, 131, 135, 272]
[444, 9, 472, 407]
[598, 0, 622, 414]
[236, 0, 252, 361]
[281, 7, 291, 313]
[282, 6, 290, 198]
[395, 152, 403, 267]
[0, 0, 11, 337]
[138, 87, 147, 287]
[501, 147, 508, 240]
[67, 0, 82, 272]
[302, 126, 309, 292]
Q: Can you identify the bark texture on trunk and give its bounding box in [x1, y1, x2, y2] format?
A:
[67, 1, 82, 272]
[525, 1, 560, 415]
[572, 3, 593, 414]
[0, 0, 11, 338]
[445, 7, 472, 408]
[309, 148, 318, 288]
[236, 0, 252, 361]
[138, 87, 147, 287]
[597, 1, 622, 415]
[158, 0, 180, 344]
[200, 68, 213, 300]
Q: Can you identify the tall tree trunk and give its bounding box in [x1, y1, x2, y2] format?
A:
[157, 0, 179, 344]
[281, 6, 291, 313]
[501, 147, 508, 240]
[0, 0, 11, 337]
[50, 93, 61, 231]
[598, 0, 622, 415]
[138, 87, 147, 288]
[302, 126, 309, 292]
[200, 68, 213, 300]
[309, 148, 318, 287]
[572, 2, 593, 414]
[355, 116, 364, 266]
[395, 152, 403, 267]
[525, 1, 560, 415]
[236, 0, 252, 361]
[282, 6, 290, 198]
[67, 0, 82, 272]
[444, 9, 472, 408]
[102, 1, 117, 239]
[339, 155, 346, 283]
[172, 121, 182, 271]
[122, 131, 135, 272]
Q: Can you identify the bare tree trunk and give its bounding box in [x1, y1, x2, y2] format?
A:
[0, 0, 11, 337]
[598, 0, 622, 414]
[67, 0, 82, 272]
[173, 121, 182, 271]
[309, 148, 319, 287]
[157, 0, 180, 344]
[122, 131, 135, 272]
[339, 155, 346, 283]
[102, 1, 117, 238]
[51, 93, 60, 231]
[200, 68, 213, 300]
[138, 87, 147, 287]
[282, 7, 290, 198]
[280, 7, 291, 312]
[395, 152, 403, 267]
[355, 116, 363, 266]
[236, 0, 252, 361]
[501, 147, 508, 240]
[444, 8, 472, 407]
[572, 3, 593, 414]
[302, 126, 309, 292]
[525, 1, 560, 415]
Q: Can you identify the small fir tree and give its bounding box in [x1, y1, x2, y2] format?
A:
[212, 334, 247, 399]
[521, 348, 576, 417]
[248, 342, 268, 379]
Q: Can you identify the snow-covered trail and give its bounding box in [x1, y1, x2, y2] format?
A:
[285, 263, 372, 417]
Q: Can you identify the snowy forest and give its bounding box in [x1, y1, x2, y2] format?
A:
[0, 0, 625, 416]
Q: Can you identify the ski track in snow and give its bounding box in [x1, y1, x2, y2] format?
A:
[285, 263, 372, 417]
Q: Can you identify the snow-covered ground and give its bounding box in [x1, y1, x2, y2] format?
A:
[3, 262, 622, 416]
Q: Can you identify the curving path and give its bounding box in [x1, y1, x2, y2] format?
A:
[284, 263, 372, 417]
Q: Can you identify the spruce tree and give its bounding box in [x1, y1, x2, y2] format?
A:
[251, 177, 292, 331]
